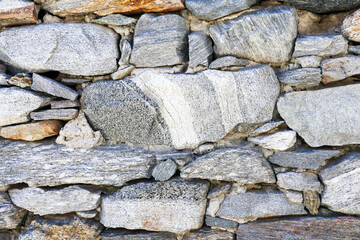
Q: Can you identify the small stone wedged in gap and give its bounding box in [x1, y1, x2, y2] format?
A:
[277, 171, 323, 193]
[0, 192, 27, 229]
[248, 130, 297, 151]
[183, 227, 234, 240]
[51, 99, 80, 109]
[304, 190, 321, 215]
[77, 211, 98, 219]
[0, 0, 38, 27]
[249, 121, 284, 137]
[100, 229, 177, 240]
[30, 108, 78, 121]
[61, 78, 91, 86]
[91, 14, 137, 26]
[277, 68, 321, 87]
[281, 189, 303, 204]
[152, 159, 177, 181]
[187, 31, 213, 73]
[321, 56, 360, 84]
[205, 216, 238, 232]
[8, 73, 32, 88]
[209, 56, 254, 70]
[295, 56, 322, 68]
[111, 65, 135, 80]
[207, 184, 231, 199]
[119, 38, 132, 66]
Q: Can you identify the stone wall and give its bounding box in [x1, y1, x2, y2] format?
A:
[0, 0, 360, 239]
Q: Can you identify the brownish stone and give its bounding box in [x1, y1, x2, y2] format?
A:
[342, 9, 360, 42]
[0, 120, 63, 141]
[304, 190, 320, 215]
[8, 73, 32, 88]
[0, 2, 38, 27]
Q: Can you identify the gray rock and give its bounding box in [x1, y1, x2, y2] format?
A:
[342, 9, 360, 42]
[119, 38, 132, 66]
[0, 72, 10, 86]
[281, 189, 303, 204]
[91, 14, 137, 26]
[206, 195, 225, 217]
[268, 149, 341, 170]
[77, 210, 98, 219]
[130, 14, 187, 67]
[249, 121, 284, 137]
[319, 152, 360, 215]
[155, 151, 193, 169]
[0, 87, 50, 127]
[188, 31, 213, 69]
[282, 0, 360, 14]
[277, 85, 360, 147]
[0, 139, 155, 188]
[348, 45, 360, 55]
[181, 147, 275, 184]
[209, 56, 252, 69]
[293, 35, 348, 58]
[278, 68, 322, 87]
[248, 131, 297, 151]
[321, 56, 360, 84]
[100, 229, 177, 240]
[216, 187, 306, 223]
[304, 190, 321, 215]
[0, 192, 27, 229]
[100, 179, 209, 233]
[205, 216, 238, 230]
[295, 56, 322, 68]
[152, 159, 177, 181]
[183, 228, 234, 240]
[30, 108, 78, 121]
[9, 185, 101, 215]
[0, 232, 16, 240]
[0, 23, 119, 76]
[277, 172, 323, 193]
[32, 74, 79, 101]
[51, 99, 80, 109]
[61, 78, 91, 86]
[210, 6, 297, 63]
[111, 65, 135, 80]
[207, 184, 231, 199]
[82, 65, 279, 149]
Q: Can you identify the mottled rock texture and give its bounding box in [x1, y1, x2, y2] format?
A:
[321, 56, 360, 84]
[282, 0, 360, 13]
[0, 0, 38, 27]
[343, 9, 360, 42]
[278, 68, 321, 87]
[0, 192, 27, 229]
[183, 228, 234, 239]
[188, 31, 213, 70]
[277, 172, 323, 193]
[249, 121, 284, 136]
[248, 131, 297, 151]
[30, 109, 79, 121]
[100, 229, 177, 240]
[152, 159, 177, 181]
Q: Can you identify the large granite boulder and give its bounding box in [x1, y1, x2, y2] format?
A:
[282, 0, 360, 14]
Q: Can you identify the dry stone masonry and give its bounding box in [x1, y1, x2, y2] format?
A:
[0, 0, 360, 239]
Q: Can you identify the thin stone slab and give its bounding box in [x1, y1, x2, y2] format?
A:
[77, 211, 98, 219]
[0, 0, 38, 27]
[100, 229, 177, 240]
[210, 6, 297, 63]
[183, 228, 234, 240]
[295, 56, 322, 68]
[0, 232, 16, 240]
[282, 0, 360, 14]
[50, 99, 80, 109]
[8, 73, 32, 88]
[205, 216, 238, 231]
[188, 31, 213, 68]
[277, 84, 360, 147]
[209, 56, 252, 69]
[342, 9, 360, 42]
[0, 23, 119, 76]
[181, 147, 275, 184]
[277, 172, 323, 193]
[119, 38, 132, 66]
[0, 139, 155, 188]
[277, 68, 322, 87]
[248, 131, 297, 151]
[100, 179, 209, 233]
[321, 56, 360, 84]
[349, 45, 360, 55]
[0, 192, 27, 229]
[236, 217, 360, 239]
[249, 121, 284, 137]
[9, 185, 101, 215]
[152, 159, 177, 181]
[91, 14, 137, 26]
[60, 78, 91, 86]
[30, 109, 78, 121]
[319, 152, 360, 215]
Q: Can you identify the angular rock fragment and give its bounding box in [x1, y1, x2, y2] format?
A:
[183, 228, 234, 240]
[0, 139, 155, 187]
[130, 14, 187, 67]
[206, 196, 225, 217]
[51, 99, 80, 109]
[321, 56, 360, 84]
[296, 56, 322, 68]
[0, 23, 119, 76]
[248, 131, 297, 151]
[319, 152, 360, 215]
[100, 229, 177, 240]
[281, 190, 303, 204]
[91, 14, 137, 26]
[118, 38, 132, 66]
[342, 9, 360, 42]
[348, 45, 360, 55]
[111, 65, 135, 80]
[205, 216, 238, 232]
[61, 78, 91, 86]
[8, 73, 32, 88]
[249, 121, 284, 137]
[30, 109, 78, 121]
[187, 31, 213, 72]
[282, 0, 360, 14]
[210, 6, 297, 63]
[277, 85, 360, 147]
[209, 56, 253, 69]
[0, 72, 10, 86]
[9, 186, 100, 215]
[304, 190, 321, 215]
[277, 172, 323, 193]
[152, 159, 177, 181]
[181, 147, 275, 184]
[100, 179, 209, 233]
[0, 192, 27, 229]
[0, 0, 38, 27]
[278, 68, 321, 87]
[77, 211, 98, 219]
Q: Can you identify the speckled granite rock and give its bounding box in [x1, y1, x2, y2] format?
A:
[277, 172, 323, 193]
[248, 131, 297, 151]
[321, 56, 360, 84]
[277, 68, 321, 87]
[282, 0, 360, 13]
[0, 192, 27, 229]
[183, 228, 234, 240]
[342, 9, 360, 42]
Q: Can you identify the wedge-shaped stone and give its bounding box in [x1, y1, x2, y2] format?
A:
[277, 172, 323, 193]
[82, 65, 279, 150]
[183, 228, 234, 240]
[343, 9, 360, 42]
[277, 85, 360, 147]
[0, 139, 155, 188]
[278, 68, 322, 87]
[91, 14, 137, 26]
[321, 56, 360, 84]
[282, 0, 360, 14]
[0, 0, 38, 27]
[0, 192, 27, 229]
[248, 131, 297, 151]
[0, 23, 119, 76]
[210, 6, 297, 63]
[100, 229, 177, 240]
[181, 147, 275, 184]
[319, 152, 360, 215]
[0, 87, 50, 127]
[188, 31, 213, 69]
[216, 187, 306, 223]
[249, 121, 284, 137]
[30, 109, 78, 121]
[100, 179, 209, 233]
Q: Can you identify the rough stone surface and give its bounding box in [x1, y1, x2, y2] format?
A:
[282, 0, 360, 13]
[343, 9, 360, 42]
[77, 211, 98, 219]
[216, 187, 306, 223]
[152, 159, 177, 181]
[348, 45, 360, 55]
[130, 14, 187, 68]
[181, 147, 275, 184]
[281, 190, 303, 204]
[296, 56, 322, 68]
[293, 35, 348, 58]
[248, 131, 297, 151]
[0, 0, 38, 27]
[304, 190, 321, 215]
[188, 31, 213, 69]
[249, 121, 284, 137]
[51, 100, 80, 109]
[321, 56, 360, 84]
[0, 192, 27, 229]
[210, 6, 297, 63]
[207, 184, 231, 199]
[91, 14, 137, 26]
[0, 72, 10, 85]
[206, 196, 225, 217]
[277, 84, 360, 147]
[61, 78, 91, 86]
[8, 73, 32, 88]
[319, 152, 360, 215]
[277, 172, 323, 193]
[0, 23, 119, 76]
[0, 139, 155, 188]
[0, 232, 16, 240]
[268, 149, 341, 170]
[82, 65, 279, 149]
[30, 109, 78, 121]
[0, 87, 50, 127]
[100, 179, 209, 233]
[100, 229, 177, 240]
[209, 56, 253, 69]
[186, 0, 257, 20]
[111, 65, 135, 80]
[205, 216, 238, 231]
[183, 228, 234, 240]
[9, 186, 101, 215]
[278, 68, 322, 87]
[119, 38, 132, 66]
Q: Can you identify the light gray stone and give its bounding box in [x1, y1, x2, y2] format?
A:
[51, 99, 80, 109]
[0, 23, 119, 76]
[130, 14, 187, 67]
[210, 6, 297, 63]
[209, 56, 253, 69]
[61, 78, 91, 86]
[281, 189, 303, 204]
[188, 31, 213, 69]
[183, 228, 234, 240]
[181, 147, 275, 184]
[82, 65, 279, 150]
[111, 65, 134, 80]
[0, 72, 10, 85]
[321, 56, 360, 84]
[277, 85, 360, 147]
[0, 87, 50, 127]
[100, 179, 209, 233]
[342, 9, 360, 42]
[277, 172, 323, 193]
[91, 14, 137, 26]
[119, 38, 132, 66]
[248, 131, 297, 151]
[0, 139, 155, 188]
[296, 56, 322, 68]
[348, 45, 360, 55]
[282, 0, 360, 14]
[100, 229, 177, 240]
[293, 35, 348, 58]
[278, 68, 322, 87]
[0, 192, 27, 229]
[319, 152, 360, 215]
[77, 210, 98, 219]
[206, 195, 225, 217]
[249, 121, 284, 137]
[152, 159, 177, 181]
[32, 74, 79, 101]
[30, 108, 78, 121]
[195, 143, 215, 155]
[155, 151, 193, 169]
[9, 185, 101, 215]
[207, 184, 231, 199]
[205, 216, 238, 231]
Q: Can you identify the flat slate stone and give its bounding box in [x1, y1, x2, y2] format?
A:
[0, 139, 155, 188]
[278, 68, 322, 87]
[277, 84, 360, 147]
[209, 56, 252, 69]
[91, 14, 137, 26]
[282, 0, 360, 14]
[51, 100, 80, 109]
[0, 23, 119, 76]
[0, 192, 27, 229]
[249, 121, 284, 136]
[188, 31, 213, 68]
[0, 0, 38, 27]
[277, 172, 323, 193]
[210, 6, 297, 63]
[30, 109, 78, 121]
[100, 229, 177, 240]
[321, 56, 360, 84]
[100, 179, 209, 233]
[183, 228, 234, 240]
[205, 216, 238, 230]
[181, 147, 275, 184]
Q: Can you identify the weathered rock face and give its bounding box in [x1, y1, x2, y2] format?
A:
[100, 179, 209, 233]
[277, 68, 321, 87]
[248, 131, 297, 151]
[186, 0, 258, 20]
[210, 6, 297, 63]
[152, 159, 177, 181]
[82, 65, 279, 149]
[9, 186, 101, 216]
[181, 147, 275, 184]
[0, 0, 38, 27]
[319, 152, 360, 215]
[209, 56, 253, 70]
[237, 217, 360, 239]
[183, 228, 234, 240]
[41, 0, 185, 17]
[188, 31, 213, 71]
[282, 0, 360, 13]
[277, 172, 323, 193]
[100, 229, 177, 240]
[0, 23, 119, 76]
[321, 56, 360, 84]
[0, 192, 27, 229]
[296, 56, 322, 68]
[130, 14, 187, 67]
[30, 109, 79, 121]
[0, 140, 155, 188]
[249, 121, 284, 136]
[277, 84, 360, 147]
[342, 9, 360, 42]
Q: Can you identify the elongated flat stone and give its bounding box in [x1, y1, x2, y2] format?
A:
[278, 68, 322, 87]
[188, 31, 213, 68]
[100, 229, 177, 240]
[183, 228, 234, 240]
[277, 172, 323, 193]
[50, 100, 80, 109]
[30, 109, 78, 121]
[248, 131, 297, 151]
[0, 0, 38, 27]
[91, 14, 137, 26]
[249, 121, 284, 137]
[209, 56, 252, 69]
[0, 192, 27, 229]
[282, 0, 360, 14]
[205, 216, 238, 231]
[321, 56, 360, 84]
